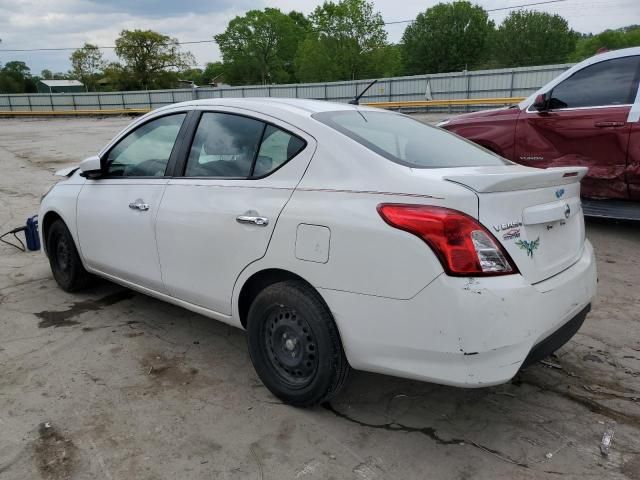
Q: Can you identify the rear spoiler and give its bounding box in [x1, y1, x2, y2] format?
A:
[55, 166, 79, 177]
[443, 167, 588, 193]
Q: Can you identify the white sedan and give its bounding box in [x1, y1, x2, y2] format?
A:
[40, 98, 597, 406]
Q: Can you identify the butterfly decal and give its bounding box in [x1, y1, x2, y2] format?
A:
[515, 237, 540, 258]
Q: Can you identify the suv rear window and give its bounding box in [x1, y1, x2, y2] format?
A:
[313, 110, 510, 168]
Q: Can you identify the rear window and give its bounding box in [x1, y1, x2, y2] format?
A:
[313, 110, 510, 168]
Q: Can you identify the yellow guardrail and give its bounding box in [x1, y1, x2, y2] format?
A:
[365, 97, 525, 108]
[0, 97, 526, 116]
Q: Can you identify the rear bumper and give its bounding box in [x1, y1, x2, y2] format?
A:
[521, 303, 590, 368]
[321, 240, 597, 387]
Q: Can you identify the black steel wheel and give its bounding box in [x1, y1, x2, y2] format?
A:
[247, 280, 350, 407]
[46, 219, 92, 292]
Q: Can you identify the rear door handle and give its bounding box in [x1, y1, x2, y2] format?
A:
[129, 201, 150, 211]
[594, 121, 625, 128]
[236, 215, 269, 226]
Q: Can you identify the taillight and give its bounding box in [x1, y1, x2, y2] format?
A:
[377, 204, 518, 277]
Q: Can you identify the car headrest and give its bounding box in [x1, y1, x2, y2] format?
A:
[253, 155, 272, 176]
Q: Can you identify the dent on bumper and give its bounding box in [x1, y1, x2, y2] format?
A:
[321, 241, 597, 387]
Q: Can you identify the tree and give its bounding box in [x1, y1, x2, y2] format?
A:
[70, 43, 105, 91]
[401, 1, 494, 75]
[571, 25, 640, 61]
[0, 61, 36, 93]
[201, 62, 225, 85]
[492, 11, 578, 67]
[214, 8, 308, 85]
[294, 0, 393, 82]
[114, 29, 195, 89]
[41, 69, 53, 80]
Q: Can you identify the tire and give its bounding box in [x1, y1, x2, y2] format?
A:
[46, 219, 92, 292]
[246, 280, 350, 407]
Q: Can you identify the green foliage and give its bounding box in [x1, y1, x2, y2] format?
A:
[214, 8, 308, 85]
[114, 29, 195, 89]
[295, 0, 393, 82]
[491, 10, 578, 67]
[571, 26, 640, 61]
[70, 43, 105, 91]
[401, 1, 494, 74]
[201, 62, 225, 85]
[0, 61, 37, 93]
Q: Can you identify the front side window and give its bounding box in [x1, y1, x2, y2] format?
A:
[106, 113, 186, 177]
[313, 110, 510, 168]
[549, 56, 640, 109]
[185, 112, 306, 178]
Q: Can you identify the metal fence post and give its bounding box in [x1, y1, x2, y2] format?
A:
[465, 72, 471, 112]
[27, 95, 32, 112]
[7, 96, 12, 111]
[171, 91, 175, 104]
[509, 69, 515, 98]
[49, 94, 53, 112]
[324, 83, 328, 100]
[72, 94, 76, 110]
[97, 93, 102, 110]
[388, 79, 393, 102]
[295, 85, 298, 98]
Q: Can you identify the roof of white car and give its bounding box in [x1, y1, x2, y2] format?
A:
[155, 97, 379, 118]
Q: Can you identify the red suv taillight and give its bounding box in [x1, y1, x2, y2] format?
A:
[377, 204, 518, 277]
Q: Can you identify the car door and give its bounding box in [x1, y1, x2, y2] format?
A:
[76, 111, 189, 291]
[515, 55, 640, 199]
[155, 108, 314, 315]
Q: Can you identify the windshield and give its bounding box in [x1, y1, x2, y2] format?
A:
[313, 110, 511, 168]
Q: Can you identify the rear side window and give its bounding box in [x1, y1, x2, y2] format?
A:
[185, 112, 306, 178]
[549, 56, 640, 109]
[185, 112, 264, 177]
[313, 110, 510, 168]
[254, 125, 306, 177]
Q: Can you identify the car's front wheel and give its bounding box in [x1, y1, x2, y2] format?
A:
[247, 280, 350, 407]
[46, 219, 92, 292]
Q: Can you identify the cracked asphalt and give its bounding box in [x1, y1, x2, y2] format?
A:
[1, 116, 639, 480]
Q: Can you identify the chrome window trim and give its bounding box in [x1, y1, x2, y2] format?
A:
[525, 103, 633, 114]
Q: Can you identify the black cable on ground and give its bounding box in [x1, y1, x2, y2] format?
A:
[0, 227, 26, 252]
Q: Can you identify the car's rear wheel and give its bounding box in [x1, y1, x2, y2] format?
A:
[246, 280, 350, 407]
[46, 219, 92, 292]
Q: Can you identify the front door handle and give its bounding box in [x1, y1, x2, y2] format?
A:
[594, 121, 625, 128]
[236, 215, 269, 226]
[129, 201, 150, 211]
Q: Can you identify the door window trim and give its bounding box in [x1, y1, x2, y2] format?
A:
[98, 110, 193, 179]
[174, 109, 308, 180]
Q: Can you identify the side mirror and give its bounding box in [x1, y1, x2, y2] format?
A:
[79, 155, 103, 178]
[531, 92, 549, 112]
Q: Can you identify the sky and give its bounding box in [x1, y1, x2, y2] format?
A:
[0, 0, 638, 75]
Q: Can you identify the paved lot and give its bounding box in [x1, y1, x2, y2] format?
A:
[1, 116, 639, 480]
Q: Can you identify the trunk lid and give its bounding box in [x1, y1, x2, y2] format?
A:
[443, 165, 588, 284]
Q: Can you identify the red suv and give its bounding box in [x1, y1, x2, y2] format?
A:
[440, 48, 640, 205]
